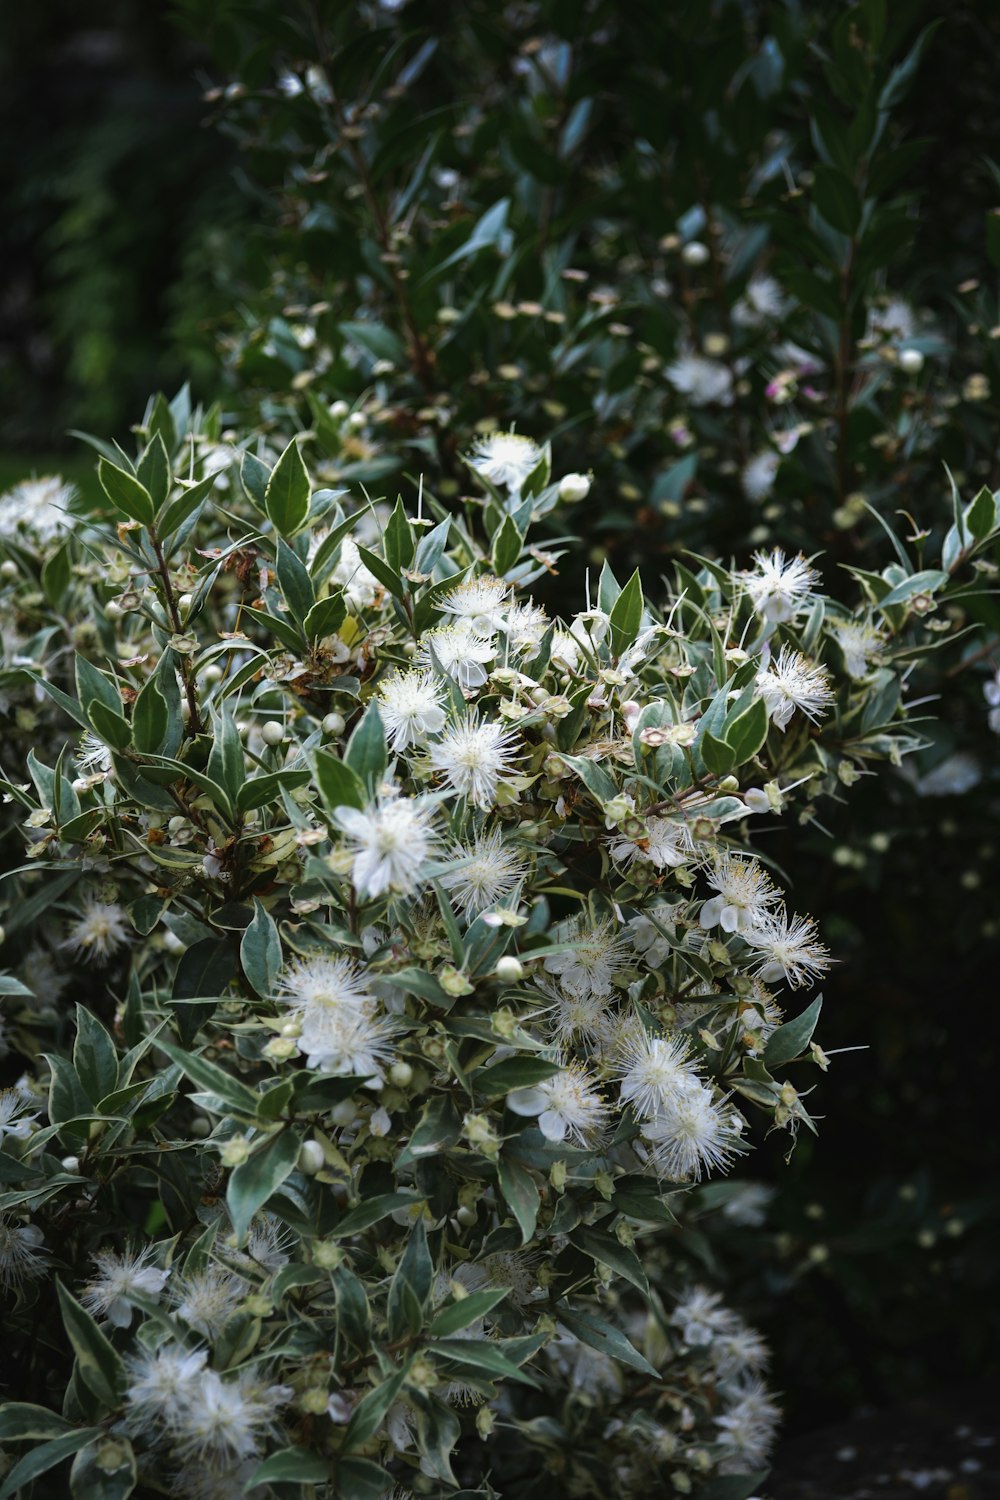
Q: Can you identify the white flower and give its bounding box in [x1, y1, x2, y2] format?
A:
[831, 618, 885, 679]
[301, 1000, 397, 1080]
[0, 1216, 48, 1292]
[0, 475, 75, 541]
[438, 576, 510, 636]
[615, 1025, 702, 1120]
[81, 1245, 169, 1327]
[508, 1063, 609, 1145]
[428, 715, 519, 809]
[732, 273, 787, 328]
[745, 905, 831, 989]
[626, 905, 680, 967]
[378, 670, 447, 752]
[543, 919, 630, 999]
[335, 796, 437, 898]
[741, 449, 780, 501]
[610, 815, 692, 871]
[714, 1376, 781, 1474]
[169, 1366, 292, 1463]
[642, 1086, 745, 1181]
[743, 548, 819, 624]
[710, 1319, 771, 1381]
[419, 625, 495, 690]
[506, 600, 550, 652]
[985, 668, 1000, 734]
[63, 900, 130, 963]
[230, 1215, 293, 1274]
[550, 630, 583, 673]
[719, 1181, 775, 1228]
[671, 1285, 738, 1347]
[699, 853, 781, 935]
[333, 537, 381, 608]
[0, 1089, 38, 1146]
[76, 731, 114, 778]
[171, 1267, 248, 1339]
[533, 978, 615, 1050]
[479, 1249, 542, 1307]
[665, 352, 734, 407]
[124, 1342, 209, 1436]
[756, 645, 834, 730]
[440, 825, 527, 919]
[468, 431, 542, 495]
[870, 296, 915, 345]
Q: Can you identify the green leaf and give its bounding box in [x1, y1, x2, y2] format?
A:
[561, 754, 620, 805]
[304, 591, 347, 642]
[226, 1128, 301, 1244]
[236, 767, 311, 814]
[248, 1449, 331, 1486]
[45, 1053, 94, 1132]
[498, 1155, 540, 1244]
[240, 898, 282, 997]
[158, 1042, 262, 1118]
[414, 515, 452, 575]
[311, 750, 366, 812]
[698, 1473, 770, 1500]
[723, 695, 769, 765]
[206, 701, 245, 798]
[572, 1227, 650, 1297]
[811, 163, 860, 235]
[608, 569, 643, 656]
[557, 1307, 659, 1376]
[340, 320, 408, 366]
[131, 676, 168, 756]
[383, 496, 415, 572]
[428, 1339, 539, 1388]
[334, 1458, 393, 1500]
[265, 438, 310, 536]
[491, 514, 522, 575]
[0, 1428, 103, 1500]
[356, 542, 404, 599]
[474, 1056, 562, 1098]
[55, 1282, 124, 1410]
[343, 1366, 410, 1452]
[387, 1217, 433, 1341]
[97, 458, 154, 525]
[136, 432, 170, 511]
[397, 1094, 463, 1167]
[276, 536, 315, 625]
[0, 1404, 76, 1441]
[965, 485, 997, 542]
[73, 1005, 119, 1105]
[75, 655, 122, 722]
[764, 994, 824, 1068]
[879, 569, 948, 607]
[699, 728, 736, 777]
[333, 1265, 371, 1350]
[88, 701, 132, 752]
[241, 450, 271, 511]
[158, 470, 218, 538]
[41, 542, 72, 609]
[331, 1192, 422, 1238]
[344, 703, 387, 788]
[430, 1287, 510, 1337]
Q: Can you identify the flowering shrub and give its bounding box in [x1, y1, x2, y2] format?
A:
[0, 393, 996, 1498]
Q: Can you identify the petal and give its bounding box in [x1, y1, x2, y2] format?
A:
[506, 1086, 546, 1117]
[538, 1110, 568, 1142]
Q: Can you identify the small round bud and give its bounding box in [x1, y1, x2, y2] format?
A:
[0, 559, 19, 581]
[202, 664, 223, 685]
[328, 399, 349, 420]
[388, 1061, 413, 1088]
[681, 240, 710, 266]
[455, 1205, 477, 1227]
[558, 472, 591, 502]
[322, 711, 345, 735]
[280, 1020, 302, 1039]
[899, 347, 924, 374]
[71, 777, 90, 794]
[190, 1117, 211, 1138]
[61, 1155, 81, 1174]
[346, 410, 365, 431]
[178, 593, 194, 615]
[298, 1140, 326, 1175]
[103, 600, 123, 620]
[330, 1099, 360, 1126]
[494, 955, 524, 984]
[261, 720, 285, 746]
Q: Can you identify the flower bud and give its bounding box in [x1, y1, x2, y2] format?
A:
[103, 600, 123, 619]
[681, 240, 710, 266]
[178, 593, 194, 614]
[558, 472, 591, 502]
[328, 399, 349, 420]
[298, 1140, 326, 1175]
[261, 720, 285, 746]
[494, 955, 524, 984]
[61, 1155, 81, 1174]
[0, 560, 18, 581]
[322, 711, 346, 735]
[899, 347, 924, 374]
[388, 1061, 413, 1088]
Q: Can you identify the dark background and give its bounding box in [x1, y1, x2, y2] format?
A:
[2, 0, 998, 1448]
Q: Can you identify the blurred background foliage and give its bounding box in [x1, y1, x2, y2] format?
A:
[3, 0, 999, 1442]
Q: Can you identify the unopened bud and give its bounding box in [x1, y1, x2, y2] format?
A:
[494, 955, 524, 984]
[558, 472, 591, 502]
[681, 240, 710, 266]
[322, 711, 346, 735]
[261, 720, 285, 746]
[298, 1139, 326, 1174]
